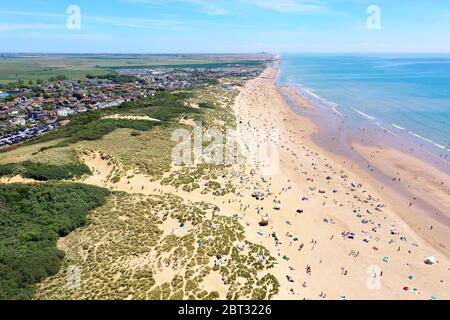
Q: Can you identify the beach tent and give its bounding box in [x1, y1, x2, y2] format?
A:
[259, 216, 269, 227]
[424, 256, 436, 265]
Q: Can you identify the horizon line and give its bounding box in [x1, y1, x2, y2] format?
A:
[2, 51, 450, 56]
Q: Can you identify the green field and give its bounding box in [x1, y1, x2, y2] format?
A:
[0, 54, 270, 83]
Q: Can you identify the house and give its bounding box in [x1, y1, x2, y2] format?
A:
[57, 108, 76, 117]
[76, 106, 88, 113]
[10, 117, 26, 126]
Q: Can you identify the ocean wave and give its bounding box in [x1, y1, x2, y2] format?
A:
[351, 108, 376, 121]
[299, 86, 338, 107]
[331, 106, 344, 117]
[391, 123, 406, 131]
[407, 131, 450, 151]
[433, 143, 447, 150]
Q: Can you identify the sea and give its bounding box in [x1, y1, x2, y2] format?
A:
[278, 54, 450, 161]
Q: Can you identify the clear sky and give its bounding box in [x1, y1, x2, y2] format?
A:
[1, 0, 450, 53]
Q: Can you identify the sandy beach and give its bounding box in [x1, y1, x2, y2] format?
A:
[230, 62, 450, 299]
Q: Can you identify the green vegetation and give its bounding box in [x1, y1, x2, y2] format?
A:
[161, 165, 236, 196]
[0, 183, 110, 299]
[23, 161, 91, 181]
[0, 163, 18, 177]
[0, 160, 91, 181]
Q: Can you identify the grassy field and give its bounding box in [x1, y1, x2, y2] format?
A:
[0, 54, 270, 83]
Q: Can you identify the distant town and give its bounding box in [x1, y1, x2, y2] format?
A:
[0, 65, 262, 147]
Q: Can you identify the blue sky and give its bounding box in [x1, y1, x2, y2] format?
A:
[1, 0, 450, 53]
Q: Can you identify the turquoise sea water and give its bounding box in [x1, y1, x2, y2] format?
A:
[278, 54, 450, 158]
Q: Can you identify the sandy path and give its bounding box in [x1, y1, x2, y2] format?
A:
[102, 114, 161, 122]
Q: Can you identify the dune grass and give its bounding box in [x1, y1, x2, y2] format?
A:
[36, 193, 279, 300]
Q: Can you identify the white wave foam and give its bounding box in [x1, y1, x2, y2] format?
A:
[300, 86, 338, 107]
[351, 108, 376, 121]
[392, 123, 406, 131]
[408, 131, 450, 151]
[433, 143, 447, 150]
[331, 106, 344, 117]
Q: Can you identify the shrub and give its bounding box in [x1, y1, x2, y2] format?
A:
[0, 183, 110, 299]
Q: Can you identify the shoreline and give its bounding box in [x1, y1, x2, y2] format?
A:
[276, 65, 450, 257]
